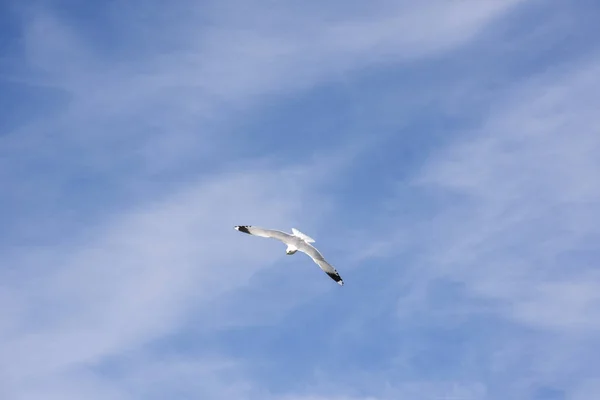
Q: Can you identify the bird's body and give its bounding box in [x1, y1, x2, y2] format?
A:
[234, 225, 344, 286]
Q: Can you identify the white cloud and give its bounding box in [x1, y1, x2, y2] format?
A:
[351, 57, 600, 399]
[5, 0, 526, 161]
[0, 165, 331, 398]
[414, 58, 600, 333]
[0, 1, 533, 399]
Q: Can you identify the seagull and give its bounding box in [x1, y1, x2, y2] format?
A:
[234, 225, 344, 286]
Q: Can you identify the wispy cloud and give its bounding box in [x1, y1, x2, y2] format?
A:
[1, 169, 310, 387]
[6, 0, 598, 400]
[375, 54, 600, 400]
[415, 58, 600, 332]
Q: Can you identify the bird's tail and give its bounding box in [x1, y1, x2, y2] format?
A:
[291, 228, 315, 243]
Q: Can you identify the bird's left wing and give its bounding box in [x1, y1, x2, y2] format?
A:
[234, 225, 292, 244]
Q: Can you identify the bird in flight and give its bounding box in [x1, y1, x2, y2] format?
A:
[234, 225, 344, 286]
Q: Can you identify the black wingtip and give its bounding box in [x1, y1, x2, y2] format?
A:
[327, 271, 344, 286]
[234, 225, 251, 234]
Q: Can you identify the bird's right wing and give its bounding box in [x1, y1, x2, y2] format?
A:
[299, 243, 344, 286]
[234, 225, 292, 244]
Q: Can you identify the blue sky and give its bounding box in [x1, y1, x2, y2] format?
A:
[2, 0, 600, 399]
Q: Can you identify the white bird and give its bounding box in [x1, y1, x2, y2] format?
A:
[234, 225, 344, 286]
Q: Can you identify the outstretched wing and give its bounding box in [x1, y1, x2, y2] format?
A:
[298, 243, 344, 286]
[234, 225, 292, 244]
[291, 228, 315, 243]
